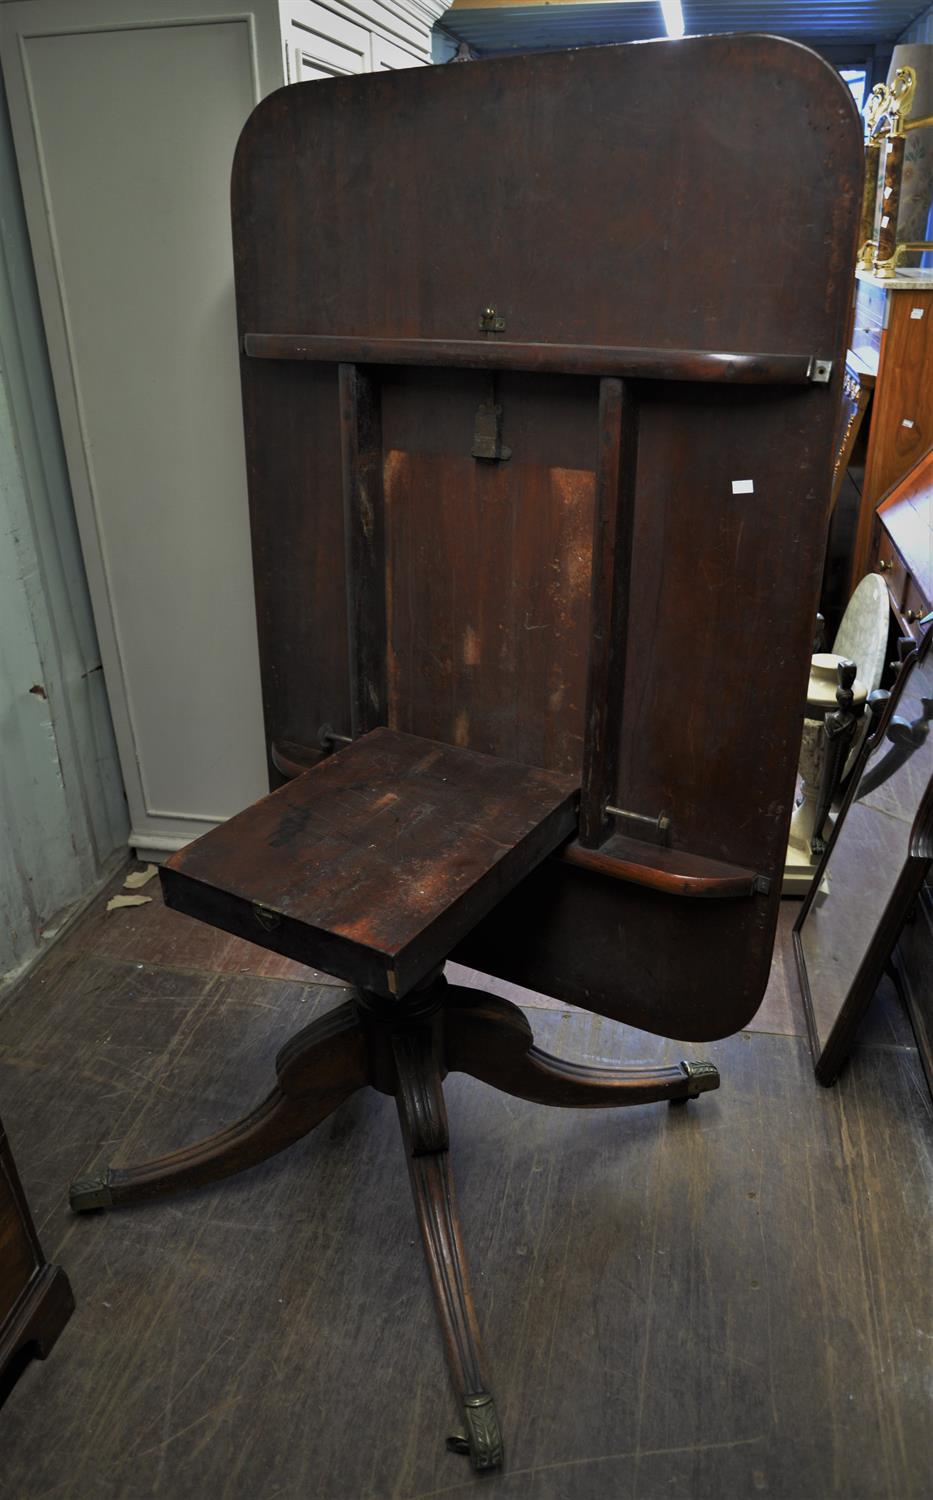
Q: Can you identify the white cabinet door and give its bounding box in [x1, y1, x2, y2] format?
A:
[283, 1, 369, 81]
[1, 0, 443, 862]
[0, 0, 287, 860]
[370, 31, 426, 70]
[347, 0, 432, 63]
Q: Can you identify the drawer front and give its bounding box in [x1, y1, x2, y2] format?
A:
[0, 1136, 39, 1324]
[851, 322, 881, 367]
[870, 520, 907, 608]
[854, 277, 888, 335]
[902, 575, 931, 636]
[852, 279, 887, 363]
[833, 364, 871, 482]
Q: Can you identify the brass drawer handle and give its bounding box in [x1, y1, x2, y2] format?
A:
[878, 558, 895, 572]
[252, 902, 281, 931]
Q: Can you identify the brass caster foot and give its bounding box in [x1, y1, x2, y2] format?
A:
[670, 1059, 720, 1104]
[69, 1174, 113, 1212]
[446, 1393, 504, 1471]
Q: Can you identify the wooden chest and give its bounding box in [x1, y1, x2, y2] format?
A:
[0, 1116, 74, 1405]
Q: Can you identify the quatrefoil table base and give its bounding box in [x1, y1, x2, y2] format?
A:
[69, 730, 719, 1470]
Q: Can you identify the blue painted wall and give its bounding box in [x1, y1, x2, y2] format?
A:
[0, 78, 127, 992]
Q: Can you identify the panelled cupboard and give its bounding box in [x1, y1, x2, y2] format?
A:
[0, 0, 444, 861]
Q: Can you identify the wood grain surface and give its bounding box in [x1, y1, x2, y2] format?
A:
[233, 36, 862, 1040]
[560, 834, 760, 897]
[243, 335, 826, 384]
[162, 729, 578, 997]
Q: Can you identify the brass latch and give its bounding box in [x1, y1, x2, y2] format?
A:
[478, 305, 505, 333]
[252, 902, 281, 931]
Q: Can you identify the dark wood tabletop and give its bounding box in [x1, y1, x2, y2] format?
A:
[162, 729, 579, 997]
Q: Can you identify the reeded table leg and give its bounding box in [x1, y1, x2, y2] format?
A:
[70, 1001, 368, 1211]
[392, 1022, 504, 1472]
[443, 987, 720, 1108]
[68, 968, 719, 1472]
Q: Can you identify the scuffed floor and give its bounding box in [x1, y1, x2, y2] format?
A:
[0, 873, 928, 1499]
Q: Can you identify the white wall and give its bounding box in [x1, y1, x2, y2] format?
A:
[1, 0, 446, 865]
[0, 76, 127, 992]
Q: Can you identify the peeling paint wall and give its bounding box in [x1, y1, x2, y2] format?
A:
[0, 76, 127, 991]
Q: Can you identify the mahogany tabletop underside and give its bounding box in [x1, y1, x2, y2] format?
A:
[229, 38, 863, 1039]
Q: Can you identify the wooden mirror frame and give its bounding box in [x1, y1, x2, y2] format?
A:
[794, 621, 933, 1083]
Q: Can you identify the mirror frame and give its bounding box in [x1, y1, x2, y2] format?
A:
[793, 623, 933, 1083]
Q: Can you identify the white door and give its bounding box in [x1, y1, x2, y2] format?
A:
[0, 0, 288, 859]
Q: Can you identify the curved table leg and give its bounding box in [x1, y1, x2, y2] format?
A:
[70, 1000, 369, 1211]
[443, 987, 719, 1108]
[392, 1024, 504, 1472]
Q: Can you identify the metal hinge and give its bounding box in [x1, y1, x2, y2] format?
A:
[807, 358, 833, 384]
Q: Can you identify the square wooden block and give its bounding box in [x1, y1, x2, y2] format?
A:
[162, 729, 579, 998]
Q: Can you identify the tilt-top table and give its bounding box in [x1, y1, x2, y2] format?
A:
[71, 36, 862, 1470]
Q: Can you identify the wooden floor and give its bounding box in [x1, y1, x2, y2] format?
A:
[0, 871, 929, 1499]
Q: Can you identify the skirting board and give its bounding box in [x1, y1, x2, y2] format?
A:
[128, 828, 211, 863]
[129, 828, 226, 864]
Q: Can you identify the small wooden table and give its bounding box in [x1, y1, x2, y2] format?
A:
[70, 35, 860, 1473]
[160, 728, 581, 998]
[71, 730, 717, 1467]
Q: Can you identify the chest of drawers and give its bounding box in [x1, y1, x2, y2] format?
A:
[848, 271, 933, 590]
[871, 447, 933, 643]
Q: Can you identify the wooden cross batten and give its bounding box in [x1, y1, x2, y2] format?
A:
[269, 343, 825, 896]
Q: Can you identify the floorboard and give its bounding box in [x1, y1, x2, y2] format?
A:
[0, 939, 929, 1499]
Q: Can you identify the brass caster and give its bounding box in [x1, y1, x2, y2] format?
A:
[670, 1059, 720, 1104]
[69, 1174, 114, 1212]
[446, 1392, 504, 1471]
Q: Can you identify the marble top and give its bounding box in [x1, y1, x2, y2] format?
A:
[855, 266, 933, 292]
[834, 573, 890, 696]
